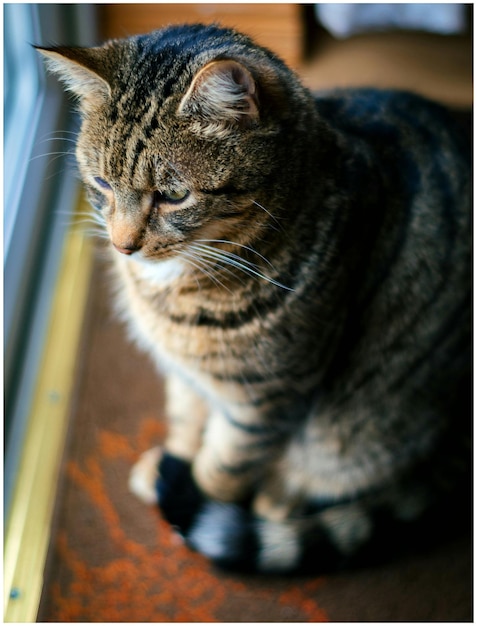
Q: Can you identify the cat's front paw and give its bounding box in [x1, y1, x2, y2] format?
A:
[129, 446, 162, 504]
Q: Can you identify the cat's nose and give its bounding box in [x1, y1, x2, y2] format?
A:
[113, 242, 141, 255]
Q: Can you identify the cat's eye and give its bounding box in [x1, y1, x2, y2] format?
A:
[161, 188, 190, 203]
[94, 177, 112, 191]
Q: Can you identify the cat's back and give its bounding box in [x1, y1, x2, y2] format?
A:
[313, 87, 471, 411]
[315, 88, 470, 155]
[313, 87, 471, 271]
[314, 88, 470, 203]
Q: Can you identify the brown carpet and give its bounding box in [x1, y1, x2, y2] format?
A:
[37, 254, 472, 622]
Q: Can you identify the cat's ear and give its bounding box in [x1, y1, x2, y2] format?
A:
[178, 59, 259, 134]
[36, 46, 111, 109]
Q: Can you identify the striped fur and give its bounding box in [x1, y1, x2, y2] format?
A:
[39, 24, 471, 573]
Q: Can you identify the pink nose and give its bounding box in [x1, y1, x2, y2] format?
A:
[113, 243, 140, 255]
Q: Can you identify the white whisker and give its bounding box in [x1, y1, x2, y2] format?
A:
[38, 137, 77, 145]
[192, 248, 249, 288]
[190, 242, 293, 292]
[29, 149, 75, 164]
[178, 249, 234, 293]
[40, 129, 79, 138]
[55, 203, 107, 238]
[252, 200, 283, 231]
[196, 239, 274, 268]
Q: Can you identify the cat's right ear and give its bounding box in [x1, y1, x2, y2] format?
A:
[36, 46, 111, 109]
[178, 59, 259, 136]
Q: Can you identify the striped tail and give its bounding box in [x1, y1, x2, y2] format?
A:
[156, 452, 469, 574]
[156, 453, 342, 573]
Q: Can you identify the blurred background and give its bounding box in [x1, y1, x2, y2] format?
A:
[4, 4, 473, 623]
[98, 3, 472, 105]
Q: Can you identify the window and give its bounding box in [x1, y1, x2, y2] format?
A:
[4, 2, 98, 516]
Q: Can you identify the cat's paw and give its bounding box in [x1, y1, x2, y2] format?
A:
[129, 446, 162, 504]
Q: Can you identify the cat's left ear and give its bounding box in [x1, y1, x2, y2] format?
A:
[178, 59, 259, 133]
[36, 46, 111, 109]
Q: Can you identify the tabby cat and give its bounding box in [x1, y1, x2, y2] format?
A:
[38, 23, 471, 574]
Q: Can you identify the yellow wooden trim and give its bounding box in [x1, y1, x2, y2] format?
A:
[4, 193, 94, 623]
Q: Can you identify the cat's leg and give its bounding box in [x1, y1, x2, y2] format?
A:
[154, 405, 401, 573]
[163, 374, 208, 462]
[188, 416, 446, 574]
[183, 415, 389, 573]
[156, 402, 288, 558]
[155, 397, 469, 573]
[129, 373, 208, 504]
[154, 397, 386, 571]
[191, 406, 279, 502]
[130, 379, 270, 535]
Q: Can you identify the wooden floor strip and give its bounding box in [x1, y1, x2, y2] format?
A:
[4, 193, 94, 623]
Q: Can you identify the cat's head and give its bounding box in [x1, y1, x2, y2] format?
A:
[38, 24, 310, 266]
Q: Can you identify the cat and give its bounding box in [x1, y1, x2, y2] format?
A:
[38, 23, 471, 574]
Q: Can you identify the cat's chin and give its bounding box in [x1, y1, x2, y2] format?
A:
[128, 253, 186, 285]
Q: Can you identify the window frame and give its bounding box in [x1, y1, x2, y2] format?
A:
[4, 3, 99, 515]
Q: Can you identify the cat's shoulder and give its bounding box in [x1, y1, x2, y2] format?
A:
[314, 86, 449, 117]
[313, 87, 470, 154]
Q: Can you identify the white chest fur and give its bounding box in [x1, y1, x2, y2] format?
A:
[129, 255, 186, 285]
[113, 252, 193, 373]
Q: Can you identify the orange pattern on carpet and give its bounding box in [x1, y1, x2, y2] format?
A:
[41, 416, 329, 622]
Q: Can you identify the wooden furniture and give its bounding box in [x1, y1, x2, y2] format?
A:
[99, 3, 304, 68]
